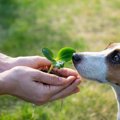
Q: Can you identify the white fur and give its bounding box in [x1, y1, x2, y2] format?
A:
[75, 52, 108, 83]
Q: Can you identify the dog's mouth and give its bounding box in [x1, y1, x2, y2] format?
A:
[72, 62, 108, 84]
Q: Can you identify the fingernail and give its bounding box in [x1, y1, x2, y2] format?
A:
[77, 75, 81, 79]
[75, 79, 81, 84]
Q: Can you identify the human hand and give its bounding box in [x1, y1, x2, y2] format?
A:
[0, 54, 80, 79]
[0, 66, 80, 105]
[0, 54, 51, 72]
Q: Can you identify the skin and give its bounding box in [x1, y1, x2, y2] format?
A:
[0, 54, 81, 105]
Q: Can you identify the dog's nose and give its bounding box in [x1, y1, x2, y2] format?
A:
[72, 53, 82, 63]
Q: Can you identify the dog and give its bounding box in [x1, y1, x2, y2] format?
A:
[72, 43, 120, 120]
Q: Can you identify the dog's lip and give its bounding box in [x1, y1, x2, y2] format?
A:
[75, 69, 108, 83]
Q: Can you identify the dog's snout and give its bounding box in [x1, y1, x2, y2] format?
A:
[72, 53, 82, 63]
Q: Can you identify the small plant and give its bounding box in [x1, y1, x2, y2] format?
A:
[42, 47, 76, 73]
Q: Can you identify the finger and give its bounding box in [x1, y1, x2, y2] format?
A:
[50, 87, 80, 101]
[42, 77, 76, 95]
[50, 79, 80, 100]
[14, 56, 51, 69]
[48, 78, 80, 96]
[35, 56, 51, 67]
[52, 68, 80, 78]
[33, 71, 77, 86]
[32, 78, 80, 104]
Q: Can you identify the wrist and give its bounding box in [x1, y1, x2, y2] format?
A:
[0, 53, 13, 72]
[0, 72, 9, 95]
[0, 69, 17, 95]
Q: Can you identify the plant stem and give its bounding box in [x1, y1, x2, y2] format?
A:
[48, 65, 54, 73]
[60, 99, 64, 110]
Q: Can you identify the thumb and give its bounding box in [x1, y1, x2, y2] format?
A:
[13, 56, 51, 69]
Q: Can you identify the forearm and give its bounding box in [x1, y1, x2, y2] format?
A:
[0, 53, 10, 60]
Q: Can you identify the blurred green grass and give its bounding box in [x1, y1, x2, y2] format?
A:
[0, 0, 120, 120]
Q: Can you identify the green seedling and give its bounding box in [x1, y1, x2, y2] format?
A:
[42, 47, 76, 73]
[42, 47, 76, 109]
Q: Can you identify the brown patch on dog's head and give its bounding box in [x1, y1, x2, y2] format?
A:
[107, 64, 120, 85]
[106, 44, 120, 85]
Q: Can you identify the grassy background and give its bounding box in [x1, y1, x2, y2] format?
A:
[0, 0, 120, 120]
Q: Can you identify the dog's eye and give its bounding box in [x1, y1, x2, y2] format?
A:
[111, 50, 120, 64]
[113, 54, 120, 62]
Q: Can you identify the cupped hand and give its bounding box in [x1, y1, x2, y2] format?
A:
[1, 66, 81, 105]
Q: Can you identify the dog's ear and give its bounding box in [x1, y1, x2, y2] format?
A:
[104, 42, 119, 50]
